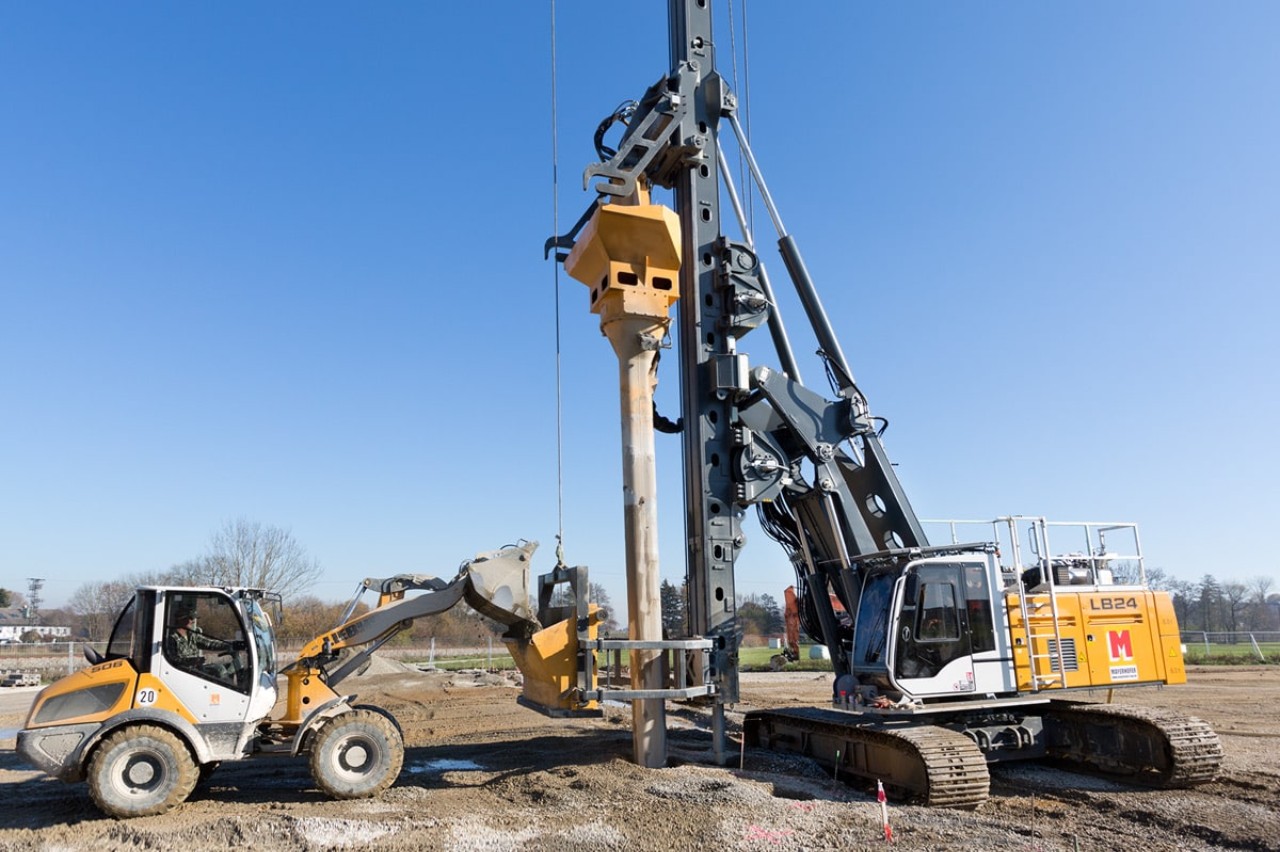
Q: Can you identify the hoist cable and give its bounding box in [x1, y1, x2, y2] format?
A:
[742, 0, 755, 231]
[727, 0, 750, 229]
[549, 0, 567, 568]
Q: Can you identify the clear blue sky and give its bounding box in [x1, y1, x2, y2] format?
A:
[2, 2, 1276, 612]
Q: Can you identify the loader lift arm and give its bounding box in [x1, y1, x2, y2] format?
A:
[275, 542, 540, 730]
[285, 541, 540, 690]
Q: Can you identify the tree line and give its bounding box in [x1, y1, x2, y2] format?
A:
[1156, 571, 1278, 634]
[11, 523, 1275, 645]
[660, 580, 784, 641]
[8, 518, 620, 645]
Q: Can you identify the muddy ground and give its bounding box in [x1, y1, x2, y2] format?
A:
[1, 664, 1277, 851]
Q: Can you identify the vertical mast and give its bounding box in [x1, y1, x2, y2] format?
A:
[669, 0, 740, 703]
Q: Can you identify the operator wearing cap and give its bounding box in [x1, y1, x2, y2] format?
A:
[167, 606, 228, 670]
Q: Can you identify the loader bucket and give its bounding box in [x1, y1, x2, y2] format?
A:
[463, 541, 540, 635]
[505, 605, 600, 716]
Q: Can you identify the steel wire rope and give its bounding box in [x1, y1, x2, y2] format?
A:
[742, 0, 755, 230]
[725, 1, 756, 234]
[549, 0, 567, 568]
[726, 0, 751, 237]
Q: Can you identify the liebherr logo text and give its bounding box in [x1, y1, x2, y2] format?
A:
[1090, 596, 1138, 611]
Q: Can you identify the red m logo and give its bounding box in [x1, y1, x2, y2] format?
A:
[1109, 630, 1134, 661]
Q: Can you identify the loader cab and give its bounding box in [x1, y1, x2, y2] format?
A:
[148, 588, 280, 726]
[851, 548, 1016, 700]
[94, 587, 278, 713]
[162, 591, 262, 693]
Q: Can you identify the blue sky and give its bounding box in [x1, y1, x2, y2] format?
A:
[2, 2, 1276, 612]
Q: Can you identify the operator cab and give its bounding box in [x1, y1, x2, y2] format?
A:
[90, 586, 279, 703]
[848, 546, 1016, 703]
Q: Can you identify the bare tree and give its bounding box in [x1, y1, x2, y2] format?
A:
[1168, 578, 1195, 629]
[198, 518, 322, 599]
[1251, 576, 1275, 602]
[157, 558, 208, 586]
[1248, 577, 1277, 630]
[548, 581, 619, 635]
[276, 595, 366, 643]
[1223, 581, 1250, 635]
[68, 580, 134, 641]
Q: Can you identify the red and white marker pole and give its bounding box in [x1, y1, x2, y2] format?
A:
[877, 780, 894, 843]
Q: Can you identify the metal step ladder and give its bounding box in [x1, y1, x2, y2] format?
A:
[1014, 519, 1069, 691]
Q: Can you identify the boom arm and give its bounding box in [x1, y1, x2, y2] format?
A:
[284, 542, 540, 689]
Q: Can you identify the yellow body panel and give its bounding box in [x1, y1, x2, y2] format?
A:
[1005, 589, 1186, 692]
[24, 661, 212, 731]
[23, 659, 138, 729]
[133, 672, 201, 723]
[276, 667, 343, 727]
[505, 606, 600, 713]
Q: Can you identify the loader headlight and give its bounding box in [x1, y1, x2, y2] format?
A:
[32, 683, 126, 726]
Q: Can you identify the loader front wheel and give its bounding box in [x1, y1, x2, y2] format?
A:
[87, 724, 198, 818]
[309, 708, 404, 799]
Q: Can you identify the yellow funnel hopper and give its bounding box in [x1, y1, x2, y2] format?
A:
[505, 605, 600, 716]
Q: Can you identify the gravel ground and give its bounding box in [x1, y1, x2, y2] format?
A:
[0, 664, 1276, 851]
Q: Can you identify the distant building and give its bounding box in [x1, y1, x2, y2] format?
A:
[0, 608, 70, 641]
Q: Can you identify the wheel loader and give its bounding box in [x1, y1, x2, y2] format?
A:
[16, 541, 598, 818]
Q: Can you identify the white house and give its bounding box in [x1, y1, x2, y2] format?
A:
[0, 608, 70, 641]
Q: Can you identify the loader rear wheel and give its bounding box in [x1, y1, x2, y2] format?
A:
[309, 708, 404, 799]
[87, 724, 198, 818]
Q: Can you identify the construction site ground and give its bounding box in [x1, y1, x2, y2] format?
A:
[1, 663, 1276, 851]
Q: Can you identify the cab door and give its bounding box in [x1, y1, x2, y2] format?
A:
[147, 591, 256, 727]
[890, 562, 976, 697]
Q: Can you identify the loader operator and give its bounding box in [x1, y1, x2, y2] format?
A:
[167, 606, 229, 672]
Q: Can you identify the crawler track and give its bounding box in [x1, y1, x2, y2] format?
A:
[743, 707, 990, 808]
[1044, 701, 1223, 787]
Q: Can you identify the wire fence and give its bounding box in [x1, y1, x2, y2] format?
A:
[1180, 632, 1280, 663]
[0, 638, 523, 683]
[3, 630, 1276, 686]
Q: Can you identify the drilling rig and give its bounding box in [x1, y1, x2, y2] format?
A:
[549, 0, 1221, 806]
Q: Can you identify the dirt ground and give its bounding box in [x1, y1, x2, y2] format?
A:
[1, 664, 1277, 851]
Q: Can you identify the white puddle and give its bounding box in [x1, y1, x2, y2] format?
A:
[407, 758, 484, 774]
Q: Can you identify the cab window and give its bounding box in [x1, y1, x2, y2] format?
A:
[163, 592, 250, 693]
[105, 597, 138, 661]
[853, 572, 895, 667]
[894, 570, 968, 681]
[964, 564, 996, 653]
[916, 582, 960, 641]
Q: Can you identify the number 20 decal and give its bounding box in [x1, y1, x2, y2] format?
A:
[136, 688, 158, 706]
